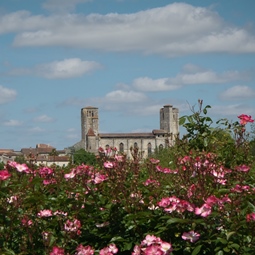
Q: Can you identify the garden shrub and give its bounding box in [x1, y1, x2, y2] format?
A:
[0, 101, 255, 255]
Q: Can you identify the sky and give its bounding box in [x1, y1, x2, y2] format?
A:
[1, 0, 255, 151]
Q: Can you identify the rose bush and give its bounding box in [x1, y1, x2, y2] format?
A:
[1, 101, 255, 255]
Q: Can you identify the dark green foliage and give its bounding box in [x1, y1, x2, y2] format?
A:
[73, 148, 97, 165]
[14, 155, 26, 164]
[0, 161, 4, 170]
[1, 100, 255, 255]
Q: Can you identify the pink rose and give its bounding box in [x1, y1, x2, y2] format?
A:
[238, 114, 254, 125]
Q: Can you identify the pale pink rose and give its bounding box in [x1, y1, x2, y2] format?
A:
[37, 209, 52, 218]
[39, 166, 54, 177]
[103, 161, 115, 169]
[54, 210, 68, 216]
[64, 219, 81, 233]
[75, 244, 94, 255]
[195, 203, 212, 217]
[160, 241, 173, 253]
[108, 244, 118, 254]
[64, 170, 76, 179]
[99, 247, 110, 255]
[132, 245, 141, 255]
[16, 163, 30, 173]
[149, 158, 160, 164]
[7, 195, 18, 203]
[141, 235, 160, 246]
[115, 155, 124, 162]
[205, 195, 219, 206]
[236, 165, 250, 172]
[142, 245, 162, 255]
[182, 230, 200, 243]
[157, 197, 171, 208]
[8, 161, 30, 173]
[93, 173, 107, 184]
[21, 216, 33, 227]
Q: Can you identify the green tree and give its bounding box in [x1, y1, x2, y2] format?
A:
[73, 148, 97, 165]
[14, 155, 26, 164]
[49, 148, 58, 163]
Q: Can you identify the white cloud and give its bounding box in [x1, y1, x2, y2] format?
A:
[3, 119, 23, 126]
[8, 58, 101, 79]
[0, 85, 17, 104]
[42, 0, 92, 13]
[132, 77, 181, 92]
[220, 85, 255, 100]
[105, 90, 147, 103]
[0, 11, 47, 34]
[131, 104, 164, 116]
[33, 115, 54, 123]
[35, 58, 101, 79]
[211, 104, 255, 116]
[174, 70, 244, 85]
[28, 127, 45, 133]
[2, 3, 253, 56]
[132, 65, 247, 92]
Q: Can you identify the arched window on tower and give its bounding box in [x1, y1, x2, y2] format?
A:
[159, 144, 164, 151]
[119, 143, 124, 153]
[134, 142, 138, 149]
[148, 143, 152, 156]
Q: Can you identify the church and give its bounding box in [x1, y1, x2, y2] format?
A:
[74, 104, 179, 158]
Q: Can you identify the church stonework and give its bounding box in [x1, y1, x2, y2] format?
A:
[80, 105, 179, 158]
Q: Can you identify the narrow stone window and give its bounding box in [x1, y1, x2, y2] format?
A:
[148, 143, 152, 156]
[159, 144, 164, 150]
[119, 143, 124, 153]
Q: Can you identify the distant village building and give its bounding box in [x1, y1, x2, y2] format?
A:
[21, 144, 69, 167]
[0, 144, 70, 167]
[0, 149, 21, 164]
[74, 104, 179, 158]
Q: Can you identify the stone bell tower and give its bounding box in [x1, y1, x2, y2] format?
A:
[160, 104, 179, 137]
[81, 106, 99, 152]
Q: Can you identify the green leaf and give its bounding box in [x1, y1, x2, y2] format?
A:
[223, 247, 230, 252]
[248, 202, 255, 211]
[187, 116, 194, 124]
[110, 236, 125, 242]
[166, 218, 187, 225]
[49, 235, 57, 247]
[226, 231, 235, 240]
[215, 251, 224, 255]
[1, 248, 16, 255]
[217, 237, 227, 244]
[230, 243, 240, 250]
[192, 244, 202, 255]
[179, 116, 186, 125]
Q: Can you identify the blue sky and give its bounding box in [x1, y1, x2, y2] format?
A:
[1, 0, 255, 151]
